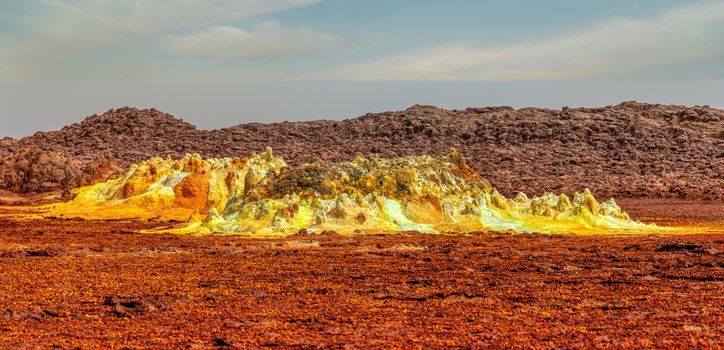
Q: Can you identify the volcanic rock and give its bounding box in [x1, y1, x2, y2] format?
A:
[3, 102, 723, 199]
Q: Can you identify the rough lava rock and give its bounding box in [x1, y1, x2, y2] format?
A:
[1, 102, 722, 199]
[0, 148, 122, 194]
[0, 148, 80, 193]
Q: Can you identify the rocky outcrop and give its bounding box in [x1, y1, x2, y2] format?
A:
[54, 149, 648, 235]
[4, 102, 723, 199]
[0, 148, 122, 194]
[0, 148, 80, 193]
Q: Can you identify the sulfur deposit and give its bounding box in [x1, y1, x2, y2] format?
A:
[50, 148, 286, 221]
[51, 148, 652, 235]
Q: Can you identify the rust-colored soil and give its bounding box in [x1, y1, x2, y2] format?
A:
[0, 199, 722, 348]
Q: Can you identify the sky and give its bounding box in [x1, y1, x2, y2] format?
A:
[1, 0, 724, 137]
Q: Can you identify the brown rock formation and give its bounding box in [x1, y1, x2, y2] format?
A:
[1, 102, 722, 199]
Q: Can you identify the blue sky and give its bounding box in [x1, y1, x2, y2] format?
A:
[2, 0, 723, 80]
[1, 1, 724, 136]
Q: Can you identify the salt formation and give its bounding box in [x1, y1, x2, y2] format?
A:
[53, 148, 651, 235]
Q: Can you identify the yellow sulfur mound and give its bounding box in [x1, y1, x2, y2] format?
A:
[48, 148, 286, 221]
[50, 148, 655, 235]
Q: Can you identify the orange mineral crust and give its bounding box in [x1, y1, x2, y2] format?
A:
[0, 200, 721, 348]
[45, 149, 286, 222]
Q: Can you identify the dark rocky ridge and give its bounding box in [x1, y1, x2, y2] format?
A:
[1, 102, 722, 199]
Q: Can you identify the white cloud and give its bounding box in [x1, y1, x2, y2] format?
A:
[13, 0, 321, 52]
[0, 0, 323, 79]
[34, 0, 319, 34]
[127, 0, 319, 34]
[164, 22, 339, 59]
[320, 1, 724, 80]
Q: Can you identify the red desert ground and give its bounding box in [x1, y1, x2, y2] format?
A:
[0, 102, 722, 348]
